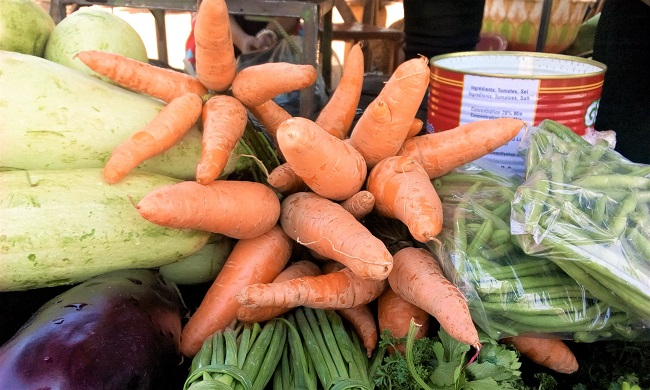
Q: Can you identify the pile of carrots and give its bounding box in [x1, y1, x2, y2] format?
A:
[73, 0, 578, 376]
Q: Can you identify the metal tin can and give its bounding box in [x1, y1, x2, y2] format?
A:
[428, 51, 606, 175]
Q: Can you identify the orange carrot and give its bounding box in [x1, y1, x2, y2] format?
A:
[75, 50, 208, 104]
[347, 56, 430, 167]
[322, 261, 378, 357]
[366, 156, 443, 242]
[237, 260, 322, 323]
[388, 247, 480, 351]
[406, 118, 424, 139]
[340, 190, 375, 220]
[276, 117, 367, 201]
[194, 0, 237, 92]
[280, 192, 393, 280]
[315, 43, 364, 139]
[267, 162, 308, 194]
[136, 180, 280, 239]
[377, 287, 429, 354]
[503, 336, 579, 374]
[248, 99, 292, 142]
[103, 93, 203, 184]
[235, 260, 387, 310]
[196, 95, 248, 185]
[232, 62, 317, 108]
[397, 118, 525, 178]
[180, 225, 292, 357]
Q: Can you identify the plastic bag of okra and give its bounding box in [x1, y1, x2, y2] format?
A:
[511, 119, 650, 327]
[429, 161, 648, 342]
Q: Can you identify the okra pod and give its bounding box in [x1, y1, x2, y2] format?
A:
[466, 219, 494, 257]
[572, 174, 650, 190]
[610, 194, 638, 237]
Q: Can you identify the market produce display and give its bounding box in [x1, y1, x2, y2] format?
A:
[2, 0, 650, 388]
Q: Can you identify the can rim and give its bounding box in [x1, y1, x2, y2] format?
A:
[429, 51, 607, 79]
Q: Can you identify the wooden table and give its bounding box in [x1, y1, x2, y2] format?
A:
[49, 0, 334, 117]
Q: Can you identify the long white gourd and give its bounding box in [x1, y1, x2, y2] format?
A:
[0, 50, 202, 180]
[0, 168, 211, 292]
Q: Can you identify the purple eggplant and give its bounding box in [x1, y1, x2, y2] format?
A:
[0, 269, 188, 390]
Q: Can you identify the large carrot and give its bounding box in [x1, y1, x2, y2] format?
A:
[180, 225, 293, 357]
[322, 261, 378, 357]
[75, 50, 208, 104]
[235, 261, 387, 309]
[266, 162, 308, 194]
[388, 247, 480, 351]
[248, 99, 292, 142]
[315, 43, 364, 139]
[366, 156, 443, 243]
[347, 56, 430, 167]
[236, 260, 322, 323]
[136, 180, 280, 239]
[340, 190, 375, 220]
[280, 192, 393, 280]
[196, 95, 248, 185]
[377, 287, 429, 354]
[503, 336, 579, 374]
[276, 117, 367, 201]
[103, 93, 203, 184]
[194, 0, 237, 92]
[232, 62, 317, 108]
[397, 118, 525, 178]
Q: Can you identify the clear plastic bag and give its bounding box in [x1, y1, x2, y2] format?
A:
[429, 161, 648, 342]
[511, 119, 650, 326]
